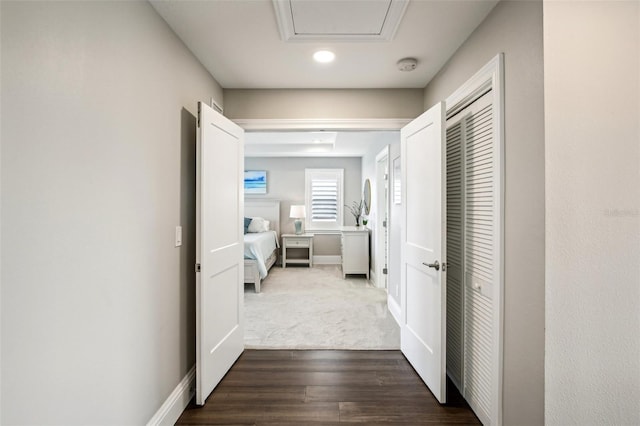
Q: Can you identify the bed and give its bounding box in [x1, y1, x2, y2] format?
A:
[244, 200, 280, 292]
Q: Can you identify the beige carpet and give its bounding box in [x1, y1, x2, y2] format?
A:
[243, 265, 400, 350]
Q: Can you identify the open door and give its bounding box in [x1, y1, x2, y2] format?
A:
[400, 101, 447, 403]
[376, 148, 389, 290]
[195, 101, 244, 405]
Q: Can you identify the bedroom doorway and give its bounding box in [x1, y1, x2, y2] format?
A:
[237, 121, 404, 350]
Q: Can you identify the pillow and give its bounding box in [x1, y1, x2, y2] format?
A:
[247, 217, 270, 233]
[244, 217, 252, 234]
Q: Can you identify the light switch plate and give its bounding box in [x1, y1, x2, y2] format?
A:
[175, 226, 182, 247]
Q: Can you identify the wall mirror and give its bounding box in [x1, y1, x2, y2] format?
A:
[363, 179, 371, 215]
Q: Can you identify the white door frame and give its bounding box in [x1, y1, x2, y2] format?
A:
[375, 146, 389, 289]
[233, 118, 410, 131]
[234, 73, 505, 422]
[445, 53, 504, 426]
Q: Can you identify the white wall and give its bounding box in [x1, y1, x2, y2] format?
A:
[423, 1, 545, 424]
[544, 1, 640, 424]
[244, 157, 362, 256]
[1, 1, 223, 424]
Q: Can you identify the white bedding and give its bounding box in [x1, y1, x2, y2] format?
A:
[244, 230, 279, 278]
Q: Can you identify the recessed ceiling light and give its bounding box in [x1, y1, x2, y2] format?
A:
[313, 50, 335, 63]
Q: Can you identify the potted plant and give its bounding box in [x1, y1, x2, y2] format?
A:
[346, 200, 364, 226]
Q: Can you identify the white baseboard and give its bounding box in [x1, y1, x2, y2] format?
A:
[388, 294, 401, 327]
[369, 270, 377, 286]
[312, 255, 341, 265]
[147, 365, 195, 426]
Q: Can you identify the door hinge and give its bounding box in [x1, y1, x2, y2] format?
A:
[383, 220, 387, 228]
[383, 267, 388, 275]
[195, 263, 201, 273]
[197, 103, 201, 128]
[384, 173, 389, 181]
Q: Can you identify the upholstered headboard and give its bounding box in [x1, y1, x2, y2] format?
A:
[245, 200, 280, 237]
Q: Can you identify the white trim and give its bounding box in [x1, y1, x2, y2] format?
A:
[233, 118, 412, 131]
[147, 365, 195, 426]
[272, 0, 409, 42]
[375, 146, 390, 293]
[445, 53, 504, 426]
[369, 269, 377, 287]
[210, 97, 223, 115]
[387, 294, 401, 327]
[446, 55, 499, 118]
[312, 255, 341, 265]
[375, 146, 389, 162]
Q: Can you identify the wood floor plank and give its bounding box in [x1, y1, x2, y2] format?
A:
[262, 402, 340, 422]
[239, 350, 294, 361]
[305, 384, 436, 403]
[175, 350, 481, 425]
[221, 371, 381, 387]
[290, 350, 404, 361]
[339, 402, 480, 424]
[232, 359, 404, 373]
[211, 386, 307, 403]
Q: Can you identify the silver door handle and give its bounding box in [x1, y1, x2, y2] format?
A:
[422, 260, 440, 271]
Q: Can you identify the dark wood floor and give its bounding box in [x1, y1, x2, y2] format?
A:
[176, 350, 480, 425]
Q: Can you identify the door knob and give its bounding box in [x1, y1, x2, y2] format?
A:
[422, 260, 440, 271]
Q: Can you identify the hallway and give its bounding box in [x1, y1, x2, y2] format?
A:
[177, 350, 480, 424]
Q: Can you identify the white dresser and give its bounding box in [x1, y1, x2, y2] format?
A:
[340, 226, 369, 279]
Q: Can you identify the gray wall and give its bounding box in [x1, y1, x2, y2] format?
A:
[224, 89, 424, 119]
[423, 1, 544, 424]
[545, 1, 640, 424]
[245, 157, 362, 256]
[1, 1, 223, 424]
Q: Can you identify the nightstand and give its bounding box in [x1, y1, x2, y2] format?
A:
[282, 234, 313, 268]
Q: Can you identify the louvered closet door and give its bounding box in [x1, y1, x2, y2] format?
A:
[463, 91, 494, 425]
[445, 119, 464, 391]
[445, 89, 496, 425]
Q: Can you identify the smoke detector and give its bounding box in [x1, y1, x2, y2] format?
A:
[397, 57, 418, 72]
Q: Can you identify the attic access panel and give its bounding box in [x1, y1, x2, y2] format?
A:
[273, 0, 409, 41]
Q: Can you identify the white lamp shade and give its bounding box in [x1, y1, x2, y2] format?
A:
[289, 205, 306, 218]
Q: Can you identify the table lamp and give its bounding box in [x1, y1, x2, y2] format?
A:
[289, 205, 306, 235]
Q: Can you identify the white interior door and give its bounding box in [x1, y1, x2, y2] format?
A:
[196, 101, 244, 405]
[400, 101, 446, 403]
[387, 148, 402, 324]
[376, 148, 389, 289]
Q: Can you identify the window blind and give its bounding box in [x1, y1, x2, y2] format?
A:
[310, 178, 338, 221]
[305, 169, 344, 230]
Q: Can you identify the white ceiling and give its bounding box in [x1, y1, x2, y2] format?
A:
[150, 0, 499, 89]
[245, 131, 398, 157]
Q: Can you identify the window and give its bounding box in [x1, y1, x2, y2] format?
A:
[305, 168, 344, 231]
